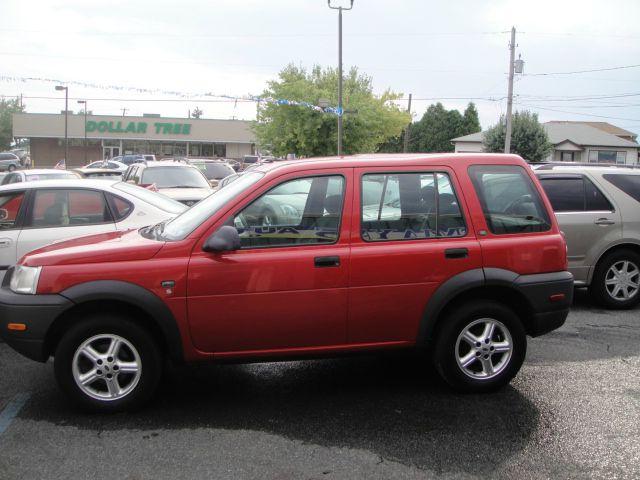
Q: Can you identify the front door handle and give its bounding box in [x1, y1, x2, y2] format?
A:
[595, 218, 615, 226]
[0, 238, 12, 248]
[445, 248, 468, 259]
[314, 256, 340, 268]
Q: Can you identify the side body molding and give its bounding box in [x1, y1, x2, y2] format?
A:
[60, 280, 183, 362]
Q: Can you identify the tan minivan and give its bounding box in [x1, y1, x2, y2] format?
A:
[536, 165, 640, 309]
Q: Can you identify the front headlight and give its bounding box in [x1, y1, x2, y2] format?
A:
[10, 265, 42, 294]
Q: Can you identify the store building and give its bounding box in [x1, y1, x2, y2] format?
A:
[12, 113, 256, 168]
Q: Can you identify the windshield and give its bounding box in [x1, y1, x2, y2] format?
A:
[113, 182, 187, 214]
[197, 163, 236, 180]
[141, 166, 210, 188]
[160, 171, 264, 240]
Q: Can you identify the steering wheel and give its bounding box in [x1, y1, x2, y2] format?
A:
[504, 194, 533, 215]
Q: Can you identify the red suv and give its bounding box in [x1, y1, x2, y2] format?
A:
[0, 154, 573, 411]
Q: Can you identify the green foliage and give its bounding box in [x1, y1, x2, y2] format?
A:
[0, 98, 25, 151]
[408, 102, 481, 153]
[253, 64, 410, 157]
[191, 107, 203, 119]
[463, 102, 481, 134]
[483, 110, 553, 162]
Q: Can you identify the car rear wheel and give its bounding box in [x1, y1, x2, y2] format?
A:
[54, 315, 162, 412]
[591, 249, 640, 309]
[8, 165, 15, 172]
[433, 301, 526, 392]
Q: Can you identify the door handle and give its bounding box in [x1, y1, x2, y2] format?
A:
[0, 239, 12, 248]
[594, 218, 615, 226]
[314, 256, 340, 268]
[445, 248, 468, 259]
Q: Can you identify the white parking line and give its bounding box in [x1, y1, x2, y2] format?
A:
[0, 393, 30, 435]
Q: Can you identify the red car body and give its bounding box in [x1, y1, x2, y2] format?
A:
[0, 153, 573, 411]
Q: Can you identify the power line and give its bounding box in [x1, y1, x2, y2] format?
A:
[516, 103, 639, 122]
[523, 63, 640, 77]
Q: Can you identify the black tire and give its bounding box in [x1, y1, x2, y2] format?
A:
[54, 314, 162, 412]
[433, 301, 526, 393]
[8, 164, 16, 172]
[590, 249, 640, 309]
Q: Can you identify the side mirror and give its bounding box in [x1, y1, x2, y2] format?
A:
[202, 225, 241, 252]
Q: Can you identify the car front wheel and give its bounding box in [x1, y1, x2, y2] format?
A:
[433, 301, 526, 392]
[54, 315, 162, 412]
[591, 249, 640, 309]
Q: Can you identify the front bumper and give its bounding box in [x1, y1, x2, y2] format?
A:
[514, 270, 574, 337]
[0, 286, 73, 362]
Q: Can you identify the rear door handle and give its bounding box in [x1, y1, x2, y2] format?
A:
[445, 248, 468, 259]
[594, 218, 615, 226]
[0, 239, 12, 248]
[314, 256, 340, 268]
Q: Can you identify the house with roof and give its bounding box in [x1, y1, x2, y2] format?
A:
[451, 121, 639, 164]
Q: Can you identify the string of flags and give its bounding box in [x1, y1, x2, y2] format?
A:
[0, 75, 344, 116]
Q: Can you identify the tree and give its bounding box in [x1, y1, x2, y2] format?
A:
[483, 110, 553, 162]
[462, 102, 481, 134]
[0, 98, 25, 151]
[408, 102, 481, 153]
[253, 64, 410, 157]
[191, 107, 203, 119]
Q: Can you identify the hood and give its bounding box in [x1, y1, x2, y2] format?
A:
[21, 229, 164, 267]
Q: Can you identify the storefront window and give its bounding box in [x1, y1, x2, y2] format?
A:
[201, 144, 214, 157]
[214, 143, 226, 157]
[190, 144, 201, 156]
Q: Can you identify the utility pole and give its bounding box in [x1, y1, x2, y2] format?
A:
[77, 100, 88, 164]
[504, 26, 516, 154]
[328, 0, 354, 156]
[55, 85, 69, 163]
[122, 108, 128, 117]
[403, 93, 412, 153]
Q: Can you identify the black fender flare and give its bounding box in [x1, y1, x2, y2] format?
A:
[416, 268, 538, 345]
[60, 280, 183, 362]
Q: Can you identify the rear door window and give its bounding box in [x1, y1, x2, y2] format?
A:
[0, 191, 26, 229]
[469, 165, 551, 234]
[360, 172, 466, 241]
[539, 176, 613, 212]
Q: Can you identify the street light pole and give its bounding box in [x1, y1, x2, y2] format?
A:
[328, 0, 354, 156]
[77, 100, 88, 164]
[55, 86, 69, 163]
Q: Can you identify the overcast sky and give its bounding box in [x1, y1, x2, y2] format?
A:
[2, 0, 639, 136]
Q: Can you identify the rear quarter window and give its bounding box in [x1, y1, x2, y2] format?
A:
[469, 165, 551, 235]
[603, 174, 640, 203]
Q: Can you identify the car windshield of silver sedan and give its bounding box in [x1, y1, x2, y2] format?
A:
[155, 171, 264, 241]
[141, 167, 210, 188]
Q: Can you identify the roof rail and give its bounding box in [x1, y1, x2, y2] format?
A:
[530, 161, 640, 171]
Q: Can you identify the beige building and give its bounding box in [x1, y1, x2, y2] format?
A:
[13, 113, 256, 168]
[452, 121, 639, 164]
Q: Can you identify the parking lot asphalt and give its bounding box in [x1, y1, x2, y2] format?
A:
[0, 289, 638, 480]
